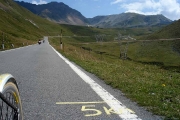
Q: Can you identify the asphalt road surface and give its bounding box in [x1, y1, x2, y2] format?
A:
[0, 37, 163, 120]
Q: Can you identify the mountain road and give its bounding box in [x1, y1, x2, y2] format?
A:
[0, 37, 163, 120]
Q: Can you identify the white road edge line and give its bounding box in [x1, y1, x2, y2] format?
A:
[50, 45, 142, 120]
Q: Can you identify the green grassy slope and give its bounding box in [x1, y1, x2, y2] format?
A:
[0, 0, 70, 50]
[1, 0, 43, 39]
[60, 24, 164, 40]
[143, 19, 180, 39]
[48, 20, 180, 119]
[139, 20, 180, 60]
[50, 36, 180, 119]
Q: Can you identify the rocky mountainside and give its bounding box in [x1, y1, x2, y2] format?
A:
[15, 1, 88, 25]
[16, 1, 172, 28]
[87, 13, 172, 28]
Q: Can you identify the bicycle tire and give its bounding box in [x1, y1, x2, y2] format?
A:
[0, 74, 23, 120]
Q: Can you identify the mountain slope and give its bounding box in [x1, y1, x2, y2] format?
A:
[0, 0, 42, 38]
[88, 13, 172, 28]
[0, 0, 77, 51]
[15, 1, 172, 28]
[143, 19, 180, 39]
[15, 1, 88, 25]
[0, 0, 75, 40]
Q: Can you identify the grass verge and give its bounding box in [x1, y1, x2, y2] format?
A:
[49, 37, 180, 119]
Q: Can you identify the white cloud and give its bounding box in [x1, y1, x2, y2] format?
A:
[32, 0, 47, 5]
[111, 0, 124, 4]
[114, 0, 180, 20]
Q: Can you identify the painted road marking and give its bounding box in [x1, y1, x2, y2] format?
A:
[51, 45, 141, 120]
[81, 105, 135, 117]
[82, 105, 102, 117]
[56, 101, 135, 117]
[56, 101, 107, 105]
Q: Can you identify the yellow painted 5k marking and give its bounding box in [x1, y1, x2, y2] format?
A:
[81, 105, 135, 117]
[56, 101, 135, 117]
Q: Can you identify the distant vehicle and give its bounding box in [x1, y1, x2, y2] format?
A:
[38, 40, 41, 45]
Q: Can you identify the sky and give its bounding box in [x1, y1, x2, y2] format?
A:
[18, 0, 180, 20]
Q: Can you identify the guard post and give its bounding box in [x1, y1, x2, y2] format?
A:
[2, 32, 4, 50]
[60, 29, 63, 50]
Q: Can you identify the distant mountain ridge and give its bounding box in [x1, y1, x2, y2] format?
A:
[88, 13, 172, 28]
[16, 1, 172, 28]
[15, 1, 88, 25]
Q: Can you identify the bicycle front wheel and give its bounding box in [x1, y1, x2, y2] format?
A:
[0, 74, 23, 120]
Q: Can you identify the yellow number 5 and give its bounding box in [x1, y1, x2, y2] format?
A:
[81, 105, 102, 117]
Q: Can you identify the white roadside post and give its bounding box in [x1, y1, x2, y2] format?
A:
[60, 29, 63, 50]
[2, 32, 4, 50]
